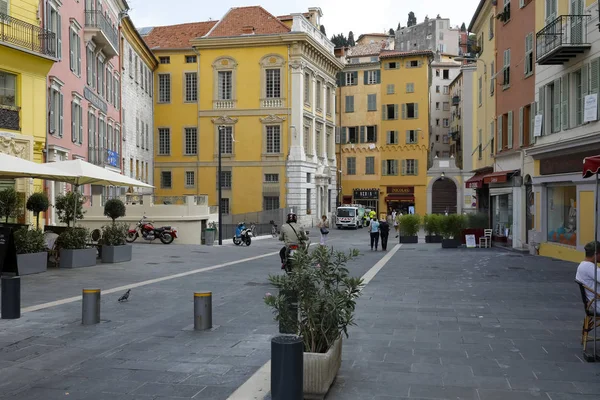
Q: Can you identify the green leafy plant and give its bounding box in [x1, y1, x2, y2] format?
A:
[101, 222, 128, 246]
[104, 199, 126, 223]
[0, 187, 23, 223]
[440, 214, 466, 239]
[423, 214, 442, 236]
[466, 212, 489, 229]
[55, 191, 84, 227]
[13, 227, 47, 254]
[265, 246, 363, 354]
[56, 227, 89, 250]
[26, 192, 50, 229]
[398, 214, 421, 237]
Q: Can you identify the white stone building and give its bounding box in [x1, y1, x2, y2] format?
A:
[430, 56, 461, 163]
[396, 17, 460, 55]
[120, 17, 157, 194]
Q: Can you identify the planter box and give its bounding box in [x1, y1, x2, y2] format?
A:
[425, 235, 442, 243]
[399, 236, 418, 244]
[441, 238, 461, 248]
[17, 252, 47, 275]
[304, 337, 342, 400]
[59, 248, 97, 268]
[101, 245, 132, 263]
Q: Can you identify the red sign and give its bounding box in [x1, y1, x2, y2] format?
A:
[386, 186, 414, 194]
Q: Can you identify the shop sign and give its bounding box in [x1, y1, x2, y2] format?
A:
[540, 150, 599, 175]
[467, 181, 482, 189]
[353, 188, 378, 200]
[84, 87, 108, 114]
[386, 186, 414, 194]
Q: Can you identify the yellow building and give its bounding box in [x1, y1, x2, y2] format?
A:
[337, 48, 432, 217]
[144, 6, 342, 222]
[0, 0, 56, 221]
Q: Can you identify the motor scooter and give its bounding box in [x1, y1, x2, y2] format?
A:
[233, 222, 252, 246]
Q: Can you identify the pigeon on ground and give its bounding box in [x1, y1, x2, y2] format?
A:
[118, 289, 131, 302]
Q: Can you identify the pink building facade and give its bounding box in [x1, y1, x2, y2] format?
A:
[44, 0, 127, 224]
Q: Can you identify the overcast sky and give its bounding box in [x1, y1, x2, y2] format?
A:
[128, 0, 481, 36]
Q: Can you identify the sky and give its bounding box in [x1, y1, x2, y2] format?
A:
[127, 0, 481, 37]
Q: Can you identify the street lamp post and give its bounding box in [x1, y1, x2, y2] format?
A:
[217, 125, 223, 246]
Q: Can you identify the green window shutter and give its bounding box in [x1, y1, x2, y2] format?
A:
[507, 111, 513, 148]
[382, 105, 387, 120]
[405, 61, 410, 68]
[561, 76, 569, 130]
[394, 104, 399, 120]
[401, 104, 406, 119]
[393, 160, 399, 175]
[336, 72, 344, 87]
[381, 160, 388, 175]
[582, 64, 589, 125]
[360, 126, 365, 143]
[590, 58, 599, 94]
[386, 130, 391, 144]
[393, 131, 398, 144]
[364, 71, 368, 85]
[396, 62, 400, 69]
[414, 103, 419, 118]
[539, 86, 545, 135]
[518, 107, 524, 147]
[530, 102, 536, 145]
[384, 63, 390, 70]
[401, 159, 406, 175]
[497, 116, 503, 151]
[373, 125, 377, 143]
[71, 101, 76, 142]
[418, 60, 422, 67]
[553, 78, 561, 132]
[341, 127, 347, 144]
[414, 160, 419, 176]
[375, 70, 381, 83]
[352, 71, 358, 85]
[405, 130, 410, 144]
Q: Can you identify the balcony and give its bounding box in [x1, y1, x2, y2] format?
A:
[452, 95, 460, 106]
[261, 98, 284, 108]
[88, 147, 119, 169]
[0, 12, 57, 59]
[0, 106, 19, 130]
[536, 15, 591, 65]
[84, 10, 119, 58]
[213, 100, 235, 109]
[449, 129, 461, 142]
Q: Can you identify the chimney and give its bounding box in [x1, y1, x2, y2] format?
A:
[241, 26, 255, 35]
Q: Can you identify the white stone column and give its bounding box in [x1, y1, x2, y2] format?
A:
[289, 63, 306, 160]
[310, 74, 317, 161]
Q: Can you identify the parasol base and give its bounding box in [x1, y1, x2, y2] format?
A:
[582, 348, 600, 363]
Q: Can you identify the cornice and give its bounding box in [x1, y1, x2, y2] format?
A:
[122, 17, 158, 69]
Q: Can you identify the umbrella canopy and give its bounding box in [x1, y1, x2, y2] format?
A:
[0, 152, 78, 181]
[48, 159, 154, 188]
[583, 155, 600, 178]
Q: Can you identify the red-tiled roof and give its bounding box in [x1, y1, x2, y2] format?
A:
[347, 41, 389, 57]
[277, 12, 310, 21]
[379, 50, 434, 59]
[142, 21, 217, 49]
[206, 6, 290, 37]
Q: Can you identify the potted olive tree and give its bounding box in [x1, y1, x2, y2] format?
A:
[0, 187, 25, 229]
[101, 199, 131, 263]
[13, 227, 47, 275]
[56, 227, 95, 268]
[423, 214, 443, 243]
[398, 214, 421, 244]
[26, 192, 50, 230]
[440, 214, 466, 249]
[55, 191, 84, 227]
[265, 246, 363, 399]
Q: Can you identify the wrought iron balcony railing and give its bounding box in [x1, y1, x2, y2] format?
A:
[536, 15, 591, 65]
[452, 95, 460, 106]
[0, 12, 57, 58]
[0, 105, 20, 130]
[84, 10, 119, 53]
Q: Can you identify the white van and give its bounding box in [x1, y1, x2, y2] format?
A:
[336, 205, 363, 229]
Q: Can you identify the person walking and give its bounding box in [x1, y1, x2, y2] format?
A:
[369, 217, 380, 251]
[317, 214, 329, 246]
[379, 218, 390, 251]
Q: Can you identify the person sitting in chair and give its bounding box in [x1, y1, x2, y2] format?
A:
[576, 241, 600, 313]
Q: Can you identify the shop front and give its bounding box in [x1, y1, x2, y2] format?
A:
[483, 169, 522, 248]
[464, 167, 492, 214]
[385, 186, 415, 215]
[353, 188, 379, 216]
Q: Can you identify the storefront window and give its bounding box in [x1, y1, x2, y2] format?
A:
[546, 186, 577, 246]
[492, 194, 513, 239]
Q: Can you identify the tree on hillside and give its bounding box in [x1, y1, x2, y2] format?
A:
[407, 12, 417, 27]
[348, 31, 355, 46]
[320, 25, 326, 35]
[389, 28, 395, 35]
[331, 33, 349, 48]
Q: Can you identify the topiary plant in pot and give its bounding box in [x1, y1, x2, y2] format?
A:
[398, 213, 421, 244]
[26, 192, 49, 230]
[423, 214, 443, 243]
[56, 227, 95, 268]
[13, 227, 48, 275]
[265, 246, 363, 399]
[55, 191, 84, 227]
[101, 199, 131, 263]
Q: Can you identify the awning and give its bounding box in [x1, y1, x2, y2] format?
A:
[483, 170, 518, 184]
[583, 155, 600, 178]
[385, 194, 414, 203]
[465, 173, 486, 189]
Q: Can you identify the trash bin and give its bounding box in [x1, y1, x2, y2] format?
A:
[205, 229, 215, 246]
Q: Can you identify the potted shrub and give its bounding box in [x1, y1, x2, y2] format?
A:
[13, 227, 47, 275]
[55, 191, 84, 227]
[462, 212, 488, 245]
[265, 246, 363, 399]
[423, 214, 443, 243]
[0, 187, 25, 229]
[398, 214, 421, 244]
[56, 227, 96, 268]
[440, 214, 466, 248]
[101, 199, 131, 263]
[26, 192, 50, 230]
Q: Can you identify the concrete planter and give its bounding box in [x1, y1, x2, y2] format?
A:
[17, 252, 47, 275]
[303, 337, 342, 399]
[101, 245, 132, 263]
[59, 248, 97, 268]
[441, 238, 461, 249]
[399, 236, 418, 244]
[425, 235, 442, 243]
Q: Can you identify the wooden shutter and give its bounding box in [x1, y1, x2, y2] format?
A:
[591, 58, 600, 95]
[336, 72, 344, 87]
[382, 105, 387, 120]
[414, 160, 419, 176]
[561, 76, 569, 130]
[69, 30, 74, 71]
[582, 63, 589, 123]
[401, 159, 406, 175]
[394, 104, 399, 120]
[360, 126, 365, 143]
[401, 104, 406, 119]
[418, 60, 423, 67]
[373, 125, 377, 143]
[507, 111, 513, 149]
[352, 71, 358, 85]
[79, 105, 83, 143]
[364, 71, 368, 85]
[58, 92, 63, 137]
[539, 86, 545, 135]
[375, 70, 381, 84]
[553, 78, 560, 131]
[414, 103, 419, 118]
[518, 107, 524, 147]
[49, 89, 55, 133]
[392, 160, 398, 175]
[341, 127, 347, 144]
[405, 130, 411, 144]
[497, 116, 503, 151]
[490, 62, 495, 94]
[530, 101, 536, 144]
[77, 35, 81, 75]
[381, 160, 388, 175]
[393, 131, 398, 144]
[71, 102, 76, 142]
[57, 13, 62, 60]
[386, 130, 391, 144]
[384, 62, 390, 70]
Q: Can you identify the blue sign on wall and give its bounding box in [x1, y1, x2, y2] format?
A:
[106, 150, 119, 168]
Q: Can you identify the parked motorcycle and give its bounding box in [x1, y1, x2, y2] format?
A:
[233, 222, 252, 246]
[126, 216, 178, 244]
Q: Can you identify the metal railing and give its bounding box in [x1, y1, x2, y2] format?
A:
[0, 106, 19, 130]
[536, 15, 591, 62]
[451, 95, 460, 106]
[0, 12, 56, 58]
[213, 208, 287, 239]
[84, 10, 118, 51]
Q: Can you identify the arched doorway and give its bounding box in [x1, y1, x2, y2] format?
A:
[432, 178, 457, 214]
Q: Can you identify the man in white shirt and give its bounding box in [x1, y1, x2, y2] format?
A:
[575, 241, 600, 313]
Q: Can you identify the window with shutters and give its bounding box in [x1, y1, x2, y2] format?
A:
[184, 127, 197, 155]
[443, 118, 449, 127]
[503, 49, 511, 88]
[507, 110, 513, 149]
[521, 104, 531, 146]
[46, 5, 61, 60]
[145, 124, 149, 150]
[545, 0, 557, 22]
[406, 60, 420, 68]
[218, 71, 232, 100]
[266, 125, 281, 153]
[403, 159, 418, 175]
[219, 171, 232, 188]
[219, 126, 233, 154]
[184, 72, 198, 102]
[406, 83, 414, 93]
[264, 173, 279, 183]
[443, 102, 450, 111]
[184, 171, 195, 188]
[406, 130, 417, 144]
[160, 171, 172, 188]
[443, 86, 449, 94]
[347, 127, 358, 143]
[382, 160, 398, 176]
[86, 46, 94, 86]
[365, 157, 375, 175]
[158, 74, 171, 103]
[490, 121, 495, 156]
[134, 55, 139, 83]
[69, 26, 81, 76]
[48, 85, 63, 136]
[574, 69, 584, 126]
[0, 0, 7, 15]
[366, 126, 377, 142]
[436, 85, 440, 93]
[404, 103, 417, 119]
[220, 198, 230, 215]
[366, 70, 378, 84]
[71, 100, 83, 144]
[346, 157, 356, 175]
[386, 62, 399, 69]
[385, 104, 398, 119]
[387, 84, 395, 94]
[345, 72, 356, 85]
[158, 128, 170, 155]
[525, 33, 533, 76]
[490, 61, 495, 95]
[87, 113, 96, 163]
[345, 95, 354, 113]
[478, 129, 483, 160]
[387, 130, 399, 144]
[367, 94, 377, 111]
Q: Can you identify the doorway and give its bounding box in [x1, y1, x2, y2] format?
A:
[431, 178, 457, 214]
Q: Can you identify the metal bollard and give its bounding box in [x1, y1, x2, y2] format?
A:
[278, 289, 298, 334]
[1, 275, 21, 319]
[82, 288, 101, 325]
[271, 335, 303, 400]
[194, 291, 212, 330]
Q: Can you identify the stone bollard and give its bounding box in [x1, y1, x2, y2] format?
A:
[194, 291, 212, 330]
[271, 335, 303, 400]
[1, 275, 21, 319]
[82, 288, 101, 325]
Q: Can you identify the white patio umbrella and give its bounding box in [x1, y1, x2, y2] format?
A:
[0, 152, 78, 181]
[47, 159, 154, 226]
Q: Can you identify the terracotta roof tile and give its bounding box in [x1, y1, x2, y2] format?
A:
[142, 21, 217, 49]
[379, 50, 434, 59]
[346, 41, 388, 57]
[206, 6, 290, 38]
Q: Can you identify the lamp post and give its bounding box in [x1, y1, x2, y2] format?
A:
[217, 125, 223, 246]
